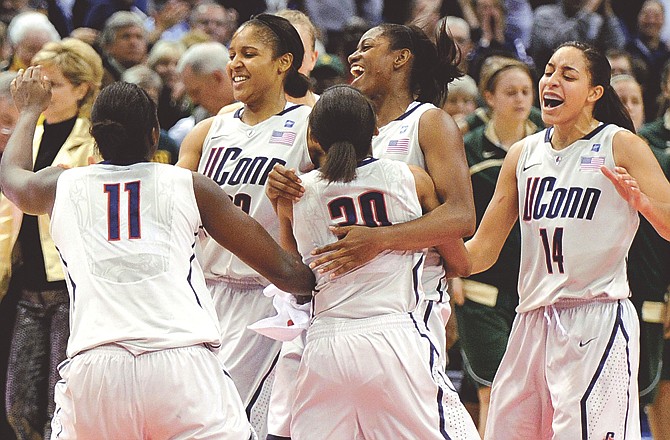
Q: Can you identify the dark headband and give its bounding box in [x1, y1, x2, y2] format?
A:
[251, 13, 304, 72]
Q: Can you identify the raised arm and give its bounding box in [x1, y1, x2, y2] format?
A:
[0, 67, 63, 215]
[465, 140, 522, 274]
[603, 130, 670, 241]
[193, 172, 315, 295]
[411, 164, 471, 279]
[176, 117, 214, 171]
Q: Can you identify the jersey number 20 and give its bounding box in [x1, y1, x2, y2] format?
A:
[104, 181, 141, 241]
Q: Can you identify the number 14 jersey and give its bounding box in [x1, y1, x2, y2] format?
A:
[516, 124, 638, 312]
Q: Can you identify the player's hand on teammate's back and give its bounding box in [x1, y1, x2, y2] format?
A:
[309, 225, 386, 277]
[266, 164, 305, 205]
[11, 66, 52, 114]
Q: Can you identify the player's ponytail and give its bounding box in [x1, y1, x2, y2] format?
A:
[309, 85, 376, 183]
[320, 141, 358, 183]
[91, 82, 158, 164]
[380, 23, 462, 107]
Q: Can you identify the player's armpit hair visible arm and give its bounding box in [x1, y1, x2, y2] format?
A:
[411, 165, 471, 279]
[608, 131, 670, 241]
[465, 140, 522, 274]
[176, 117, 214, 171]
[0, 68, 62, 216]
[193, 173, 316, 295]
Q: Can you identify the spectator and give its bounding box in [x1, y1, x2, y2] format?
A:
[83, 0, 149, 31]
[146, 39, 189, 130]
[189, 1, 237, 46]
[5, 38, 102, 440]
[2, 11, 60, 72]
[0, 70, 20, 440]
[99, 11, 148, 84]
[445, 15, 474, 74]
[626, 0, 670, 121]
[529, 0, 626, 73]
[444, 74, 479, 127]
[466, 0, 534, 83]
[122, 65, 181, 164]
[169, 41, 233, 145]
[611, 73, 645, 130]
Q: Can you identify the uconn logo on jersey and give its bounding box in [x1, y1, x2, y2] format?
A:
[202, 146, 286, 187]
[522, 176, 601, 221]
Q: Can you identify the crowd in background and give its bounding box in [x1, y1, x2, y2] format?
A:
[0, 0, 669, 439]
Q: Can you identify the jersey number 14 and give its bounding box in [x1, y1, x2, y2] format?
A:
[539, 227, 564, 274]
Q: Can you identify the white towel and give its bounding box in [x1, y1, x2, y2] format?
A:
[247, 284, 311, 341]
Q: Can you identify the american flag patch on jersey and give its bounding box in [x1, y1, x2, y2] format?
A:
[270, 130, 296, 146]
[386, 138, 410, 154]
[579, 156, 605, 172]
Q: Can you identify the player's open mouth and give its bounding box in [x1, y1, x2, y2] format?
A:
[232, 75, 249, 83]
[543, 97, 564, 109]
[350, 65, 364, 79]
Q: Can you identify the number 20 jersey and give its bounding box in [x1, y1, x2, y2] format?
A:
[197, 104, 313, 283]
[516, 124, 638, 312]
[50, 163, 221, 357]
[292, 158, 425, 319]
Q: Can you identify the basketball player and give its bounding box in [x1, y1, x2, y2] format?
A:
[265, 21, 474, 439]
[0, 71, 315, 439]
[176, 14, 313, 438]
[278, 85, 478, 440]
[268, 20, 475, 362]
[465, 42, 670, 439]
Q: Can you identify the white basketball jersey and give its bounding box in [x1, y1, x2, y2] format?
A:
[50, 163, 221, 357]
[516, 124, 639, 312]
[293, 158, 425, 319]
[197, 104, 313, 283]
[373, 101, 445, 300]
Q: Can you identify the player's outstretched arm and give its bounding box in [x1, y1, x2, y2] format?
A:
[0, 66, 63, 215]
[465, 140, 522, 274]
[411, 164, 471, 278]
[607, 131, 670, 241]
[266, 163, 305, 208]
[176, 117, 214, 171]
[193, 173, 315, 295]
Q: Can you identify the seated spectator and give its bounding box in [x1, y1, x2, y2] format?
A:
[99, 11, 148, 84]
[122, 65, 181, 164]
[626, 0, 670, 121]
[146, 39, 190, 130]
[1, 11, 60, 72]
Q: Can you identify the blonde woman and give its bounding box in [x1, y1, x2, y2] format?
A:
[5, 37, 102, 440]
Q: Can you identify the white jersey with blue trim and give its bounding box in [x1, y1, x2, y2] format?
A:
[50, 162, 221, 357]
[516, 124, 639, 312]
[197, 103, 313, 283]
[372, 101, 445, 301]
[293, 158, 425, 319]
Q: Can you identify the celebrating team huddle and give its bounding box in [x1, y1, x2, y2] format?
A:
[1, 8, 670, 440]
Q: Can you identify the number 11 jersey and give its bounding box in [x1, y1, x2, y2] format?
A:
[516, 124, 638, 312]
